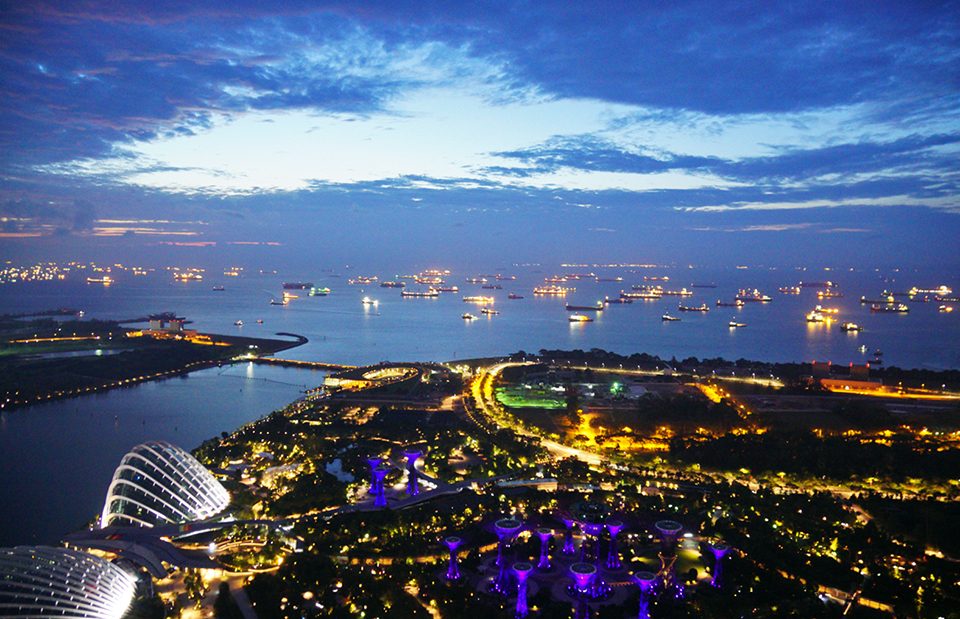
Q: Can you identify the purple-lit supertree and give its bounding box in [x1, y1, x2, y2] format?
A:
[512, 561, 533, 618]
[605, 520, 624, 570]
[710, 542, 730, 588]
[367, 457, 382, 494]
[654, 520, 683, 594]
[493, 518, 523, 594]
[444, 536, 463, 581]
[633, 571, 657, 619]
[581, 521, 604, 566]
[372, 466, 388, 508]
[404, 450, 422, 496]
[535, 528, 553, 570]
[561, 517, 577, 555]
[569, 562, 596, 619]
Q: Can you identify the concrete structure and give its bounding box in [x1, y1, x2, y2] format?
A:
[367, 457, 382, 494]
[633, 571, 657, 619]
[444, 536, 463, 581]
[605, 520, 624, 570]
[0, 546, 136, 619]
[569, 562, 596, 619]
[405, 450, 422, 497]
[493, 518, 523, 594]
[535, 528, 553, 570]
[513, 561, 533, 618]
[100, 441, 229, 528]
[710, 542, 730, 588]
[372, 467, 388, 508]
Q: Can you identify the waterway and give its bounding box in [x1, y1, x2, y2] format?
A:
[0, 363, 324, 547]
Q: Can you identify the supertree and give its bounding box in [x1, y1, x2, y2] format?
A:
[605, 520, 624, 570]
[372, 467, 388, 508]
[654, 520, 683, 596]
[404, 450, 422, 496]
[535, 528, 553, 570]
[444, 536, 463, 581]
[493, 518, 523, 594]
[710, 542, 730, 588]
[366, 457, 382, 494]
[569, 562, 596, 619]
[633, 571, 657, 619]
[513, 561, 533, 618]
[561, 516, 577, 555]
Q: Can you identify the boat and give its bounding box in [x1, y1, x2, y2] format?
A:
[911, 285, 952, 295]
[621, 290, 661, 299]
[800, 281, 834, 288]
[495, 274, 517, 281]
[361, 297, 378, 305]
[173, 271, 203, 281]
[212, 285, 225, 291]
[603, 296, 632, 304]
[348, 276, 378, 285]
[465, 277, 487, 284]
[661, 288, 694, 297]
[270, 298, 286, 306]
[736, 289, 772, 303]
[860, 295, 896, 304]
[644, 276, 670, 281]
[940, 305, 954, 313]
[661, 313, 681, 322]
[691, 283, 717, 288]
[282, 282, 312, 290]
[256, 319, 263, 324]
[817, 289, 843, 298]
[86, 276, 113, 285]
[400, 288, 439, 298]
[840, 322, 861, 331]
[309, 287, 331, 296]
[508, 293, 525, 299]
[380, 281, 405, 288]
[463, 295, 495, 304]
[568, 314, 593, 323]
[565, 273, 596, 280]
[565, 302, 604, 312]
[870, 303, 909, 313]
[481, 284, 503, 289]
[234, 320, 243, 326]
[778, 286, 801, 294]
[728, 319, 747, 328]
[544, 276, 568, 283]
[677, 303, 709, 312]
[534, 286, 574, 296]
[462, 313, 477, 320]
[806, 310, 824, 322]
[596, 276, 623, 282]
[436, 286, 460, 293]
[415, 276, 444, 285]
[716, 299, 745, 307]
[481, 307, 499, 315]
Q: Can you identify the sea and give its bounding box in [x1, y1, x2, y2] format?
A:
[0, 263, 957, 545]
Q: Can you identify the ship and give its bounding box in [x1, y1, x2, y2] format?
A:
[481, 284, 503, 289]
[870, 303, 909, 313]
[735, 289, 771, 303]
[840, 322, 861, 331]
[508, 293, 525, 299]
[799, 281, 834, 288]
[565, 302, 604, 312]
[621, 290, 661, 300]
[462, 313, 477, 320]
[568, 314, 593, 323]
[212, 285, 225, 291]
[817, 289, 843, 298]
[644, 276, 670, 281]
[661, 288, 694, 297]
[544, 276, 568, 283]
[309, 287, 331, 296]
[415, 276, 444, 285]
[940, 305, 955, 313]
[86, 276, 113, 285]
[716, 299, 745, 307]
[911, 285, 952, 295]
[596, 276, 623, 282]
[728, 319, 747, 328]
[691, 283, 717, 288]
[534, 286, 573, 296]
[465, 277, 488, 284]
[603, 296, 632, 304]
[173, 271, 203, 281]
[778, 286, 801, 294]
[282, 282, 312, 290]
[361, 297, 378, 305]
[463, 295, 495, 304]
[348, 276, 378, 285]
[860, 294, 896, 304]
[495, 274, 517, 281]
[380, 281, 406, 288]
[805, 310, 825, 322]
[256, 319, 263, 324]
[677, 303, 709, 312]
[661, 313, 681, 322]
[270, 298, 286, 305]
[400, 288, 439, 298]
[481, 307, 500, 315]
[234, 320, 243, 326]
[436, 286, 460, 293]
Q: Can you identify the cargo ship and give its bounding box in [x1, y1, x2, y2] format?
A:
[282, 282, 312, 290]
[495, 274, 517, 281]
[871, 303, 909, 313]
[309, 287, 331, 296]
[508, 293, 525, 299]
[401, 288, 439, 298]
[481, 307, 500, 315]
[596, 276, 623, 282]
[778, 286, 801, 294]
[817, 289, 843, 298]
[534, 286, 573, 296]
[860, 294, 896, 304]
[661, 313, 681, 321]
[565, 273, 596, 280]
[677, 303, 709, 312]
[544, 276, 568, 283]
[212, 285, 225, 291]
[691, 283, 717, 288]
[621, 290, 661, 299]
[481, 284, 503, 289]
[728, 319, 747, 328]
[736, 289, 771, 303]
[465, 277, 488, 284]
[348, 276, 378, 285]
[173, 271, 203, 281]
[940, 305, 955, 313]
[86, 276, 113, 285]
[568, 314, 593, 323]
[463, 295, 495, 304]
[840, 322, 861, 331]
[270, 298, 287, 306]
[415, 276, 444, 285]
[800, 281, 833, 288]
[805, 310, 825, 322]
[361, 297, 378, 305]
[644, 276, 670, 281]
[603, 296, 632, 304]
[661, 288, 694, 297]
[565, 302, 604, 311]
[436, 285, 460, 293]
[380, 281, 406, 288]
[462, 313, 477, 320]
[716, 299, 745, 307]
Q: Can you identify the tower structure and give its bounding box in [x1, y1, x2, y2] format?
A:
[633, 571, 657, 619]
[535, 528, 553, 570]
[444, 536, 463, 581]
[710, 542, 730, 588]
[372, 466, 388, 508]
[561, 517, 577, 554]
[605, 520, 624, 570]
[405, 450, 422, 496]
[569, 562, 596, 619]
[513, 561, 533, 618]
[654, 520, 683, 594]
[493, 518, 523, 594]
[367, 457, 382, 494]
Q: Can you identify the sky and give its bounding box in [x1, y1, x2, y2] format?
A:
[1, 1, 959, 270]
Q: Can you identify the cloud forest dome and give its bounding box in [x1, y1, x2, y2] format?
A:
[0, 546, 135, 619]
[100, 440, 229, 528]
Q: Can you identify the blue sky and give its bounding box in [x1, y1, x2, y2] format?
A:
[1, 1, 959, 268]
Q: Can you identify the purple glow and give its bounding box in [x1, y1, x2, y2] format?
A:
[366, 457, 382, 494]
[561, 517, 576, 555]
[570, 563, 596, 619]
[605, 520, 624, 570]
[633, 571, 657, 619]
[710, 543, 730, 587]
[405, 450, 421, 496]
[373, 467, 388, 508]
[536, 528, 552, 570]
[513, 562, 533, 618]
[444, 536, 462, 581]
[493, 518, 522, 594]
